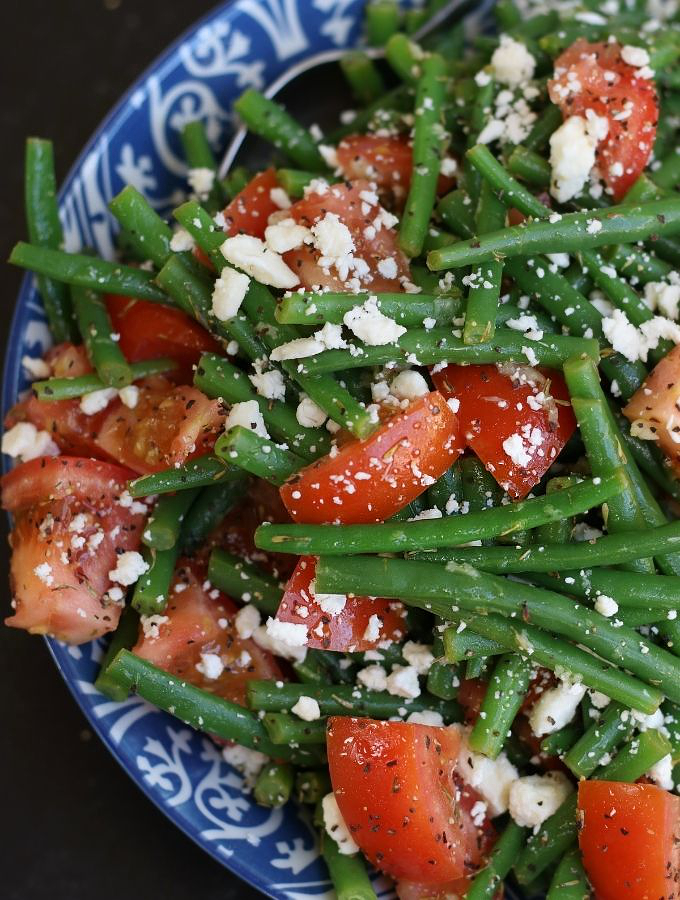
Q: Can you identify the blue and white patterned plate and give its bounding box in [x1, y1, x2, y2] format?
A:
[3, 1, 513, 897]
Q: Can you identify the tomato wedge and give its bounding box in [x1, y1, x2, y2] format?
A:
[94, 380, 225, 475]
[133, 561, 282, 706]
[327, 717, 492, 883]
[623, 344, 680, 478]
[2, 457, 146, 643]
[222, 168, 280, 239]
[548, 40, 658, 200]
[280, 391, 462, 524]
[431, 364, 576, 499]
[105, 294, 220, 383]
[284, 180, 412, 292]
[578, 781, 680, 900]
[274, 556, 405, 652]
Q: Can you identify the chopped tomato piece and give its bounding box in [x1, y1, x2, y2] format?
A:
[327, 717, 493, 883]
[457, 678, 489, 725]
[623, 344, 680, 478]
[105, 294, 220, 383]
[221, 168, 280, 239]
[274, 556, 405, 652]
[548, 40, 658, 200]
[2, 457, 146, 643]
[578, 780, 680, 900]
[94, 380, 225, 475]
[284, 181, 412, 291]
[133, 561, 282, 706]
[431, 364, 576, 499]
[280, 391, 462, 524]
[336, 134, 456, 205]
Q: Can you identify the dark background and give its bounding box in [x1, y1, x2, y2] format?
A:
[2, 2, 258, 897]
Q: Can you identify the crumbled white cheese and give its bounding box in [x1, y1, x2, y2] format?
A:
[509, 773, 572, 828]
[2, 422, 59, 461]
[264, 217, 312, 254]
[21, 355, 51, 379]
[343, 295, 406, 346]
[270, 337, 325, 361]
[357, 664, 388, 692]
[211, 267, 251, 321]
[491, 35, 536, 86]
[402, 641, 434, 675]
[621, 45, 651, 67]
[594, 595, 619, 617]
[529, 678, 587, 736]
[313, 587, 347, 617]
[312, 212, 354, 262]
[169, 228, 195, 252]
[647, 753, 674, 790]
[224, 400, 269, 439]
[314, 321, 348, 350]
[248, 359, 286, 402]
[385, 665, 421, 699]
[222, 744, 268, 790]
[363, 614, 382, 643]
[407, 710, 445, 726]
[322, 793, 358, 855]
[456, 726, 519, 817]
[291, 695, 322, 721]
[80, 387, 117, 415]
[196, 651, 225, 680]
[296, 396, 327, 428]
[265, 617, 308, 648]
[390, 370, 429, 401]
[549, 116, 600, 203]
[187, 167, 215, 198]
[644, 278, 680, 320]
[234, 603, 261, 639]
[220, 234, 299, 289]
[34, 562, 54, 586]
[502, 433, 533, 468]
[269, 186, 292, 209]
[139, 614, 169, 640]
[252, 621, 307, 663]
[108, 550, 149, 587]
[118, 385, 139, 409]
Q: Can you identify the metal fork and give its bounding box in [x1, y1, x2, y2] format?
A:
[218, 0, 473, 176]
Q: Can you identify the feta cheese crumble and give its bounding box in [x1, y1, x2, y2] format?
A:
[220, 234, 298, 289]
[211, 267, 251, 321]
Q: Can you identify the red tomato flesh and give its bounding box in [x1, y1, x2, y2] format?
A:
[2, 457, 146, 643]
[133, 561, 282, 706]
[274, 555, 405, 652]
[578, 780, 680, 900]
[284, 180, 412, 292]
[548, 40, 658, 200]
[105, 294, 220, 383]
[222, 168, 280, 239]
[327, 717, 492, 883]
[280, 391, 462, 524]
[431, 364, 576, 499]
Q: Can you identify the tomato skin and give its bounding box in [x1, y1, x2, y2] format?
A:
[578, 781, 680, 900]
[94, 380, 225, 475]
[284, 180, 412, 292]
[327, 717, 490, 883]
[133, 561, 282, 706]
[623, 344, 680, 478]
[222, 168, 280, 239]
[431, 365, 576, 499]
[280, 392, 462, 524]
[2, 457, 146, 643]
[548, 40, 658, 200]
[274, 556, 406, 651]
[457, 678, 489, 725]
[105, 294, 220, 383]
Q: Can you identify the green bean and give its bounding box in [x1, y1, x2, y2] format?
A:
[214, 426, 304, 486]
[143, 489, 200, 551]
[179, 478, 248, 555]
[180, 120, 227, 213]
[427, 197, 680, 271]
[564, 702, 634, 779]
[535, 477, 579, 545]
[426, 459, 463, 514]
[596, 728, 672, 782]
[466, 819, 527, 900]
[24, 138, 77, 342]
[322, 833, 378, 900]
[606, 244, 672, 286]
[262, 713, 326, 745]
[385, 32, 423, 85]
[437, 188, 476, 239]
[9, 242, 169, 302]
[366, 0, 400, 46]
[207, 549, 281, 616]
[254, 762, 294, 808]
[400, 54, 448, 257]
[514, 795, 578, 885]
[540, 721, 582, 758]
[276, 292, 463, 328]
[315, 555, 674, 707]
[507, 145, 551, 188]
[292, 652, 328, 685]
[494, 0, 521, 29]
[109, 185, 173, 268]
[33, 357, 176, 401]
[296, 328, 600, 375]
[465, 656, 491, 680]
[534, 568, 680, 614]
[523, 104, 563, 153]
[469, 653, 532, 759]
[254, 470, 625, 555]
[546, 846, 590, 900]
[461, 456, 501, 519]
[222, 166, 251, 199]
[412, 518, 680, 573]
[564, 263, 594, 296]
[128, 455, 238, 498]
[609, 400, 680, 502]
[94, 606, 140, 701]
[295, 769, 331, 805]
[194, 352, 330, 461]
[464, 180, 505, 344]
[107, 650, 323, 764]
[444, 628, 505, 663]
[234, 89, 326, 171]
[72, 285, 133, 388]
[662, 701, 680, 762]
[131, 545, 178, 616]
[426, 660, 460, 699]
[340, 51, 385, 104]
[654, 151, 680, 190]
[247, 681, 462, 722]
